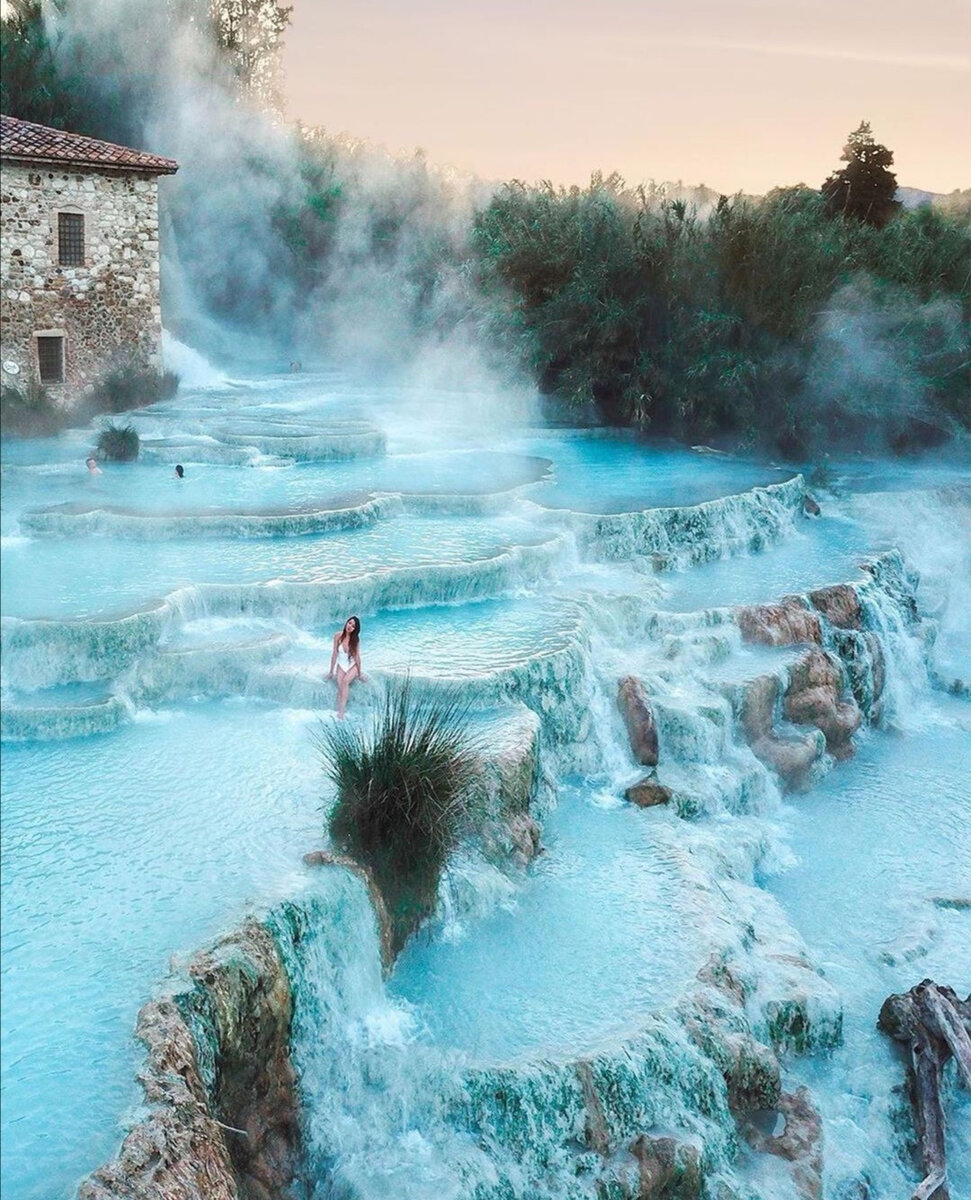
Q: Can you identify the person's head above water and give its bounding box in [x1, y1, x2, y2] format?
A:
[174, 464, 184, 479]
[86, 456, 101, 474]
[342, 615, 361, 652]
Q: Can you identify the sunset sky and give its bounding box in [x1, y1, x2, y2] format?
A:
[282, 0, 970, 195]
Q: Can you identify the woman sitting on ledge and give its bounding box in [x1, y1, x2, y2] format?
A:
[328, 615, 366, 718]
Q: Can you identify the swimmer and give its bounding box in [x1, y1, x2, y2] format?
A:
[327, 615, 366, 718]
[86, 456, 102, 475]
[174, 464, 184, 479]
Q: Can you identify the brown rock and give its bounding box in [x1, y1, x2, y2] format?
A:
[740, 674, 825, 790]
[617, 676, 660, 766]
[629, 1134, 703, 1199]
[751, 733, 823, 791]
[624, 776, 672, 807]
[808, 583, 863, 630]
[741, 1087, 823, 1200]
[803, 495, 821, 516]
[785, 649, 862, 755]
[737, 601, 822, 647]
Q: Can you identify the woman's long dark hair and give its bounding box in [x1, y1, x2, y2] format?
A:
[341, 615, 361, 657]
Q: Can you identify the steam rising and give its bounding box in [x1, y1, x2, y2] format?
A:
[50, 0, 525, 409]
[805, 277, 968, 448]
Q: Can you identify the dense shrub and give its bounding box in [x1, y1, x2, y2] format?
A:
[0, 379, 59, 436]
[95, 421, 140, 461]
[472, 179, 971, 457]
[89, 367, 179, 413]
[315, 681, 477, 953]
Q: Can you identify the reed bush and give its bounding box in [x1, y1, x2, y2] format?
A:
[95, 421, 140, 462]
[315, 681, 477, 953]
[0, 379, 58, 435]
[90, 367, 179, 413]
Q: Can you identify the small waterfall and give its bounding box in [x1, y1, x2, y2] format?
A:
[161, 330, 228, 388]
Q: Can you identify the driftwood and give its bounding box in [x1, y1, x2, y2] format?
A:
[878, 979, 971, 1200]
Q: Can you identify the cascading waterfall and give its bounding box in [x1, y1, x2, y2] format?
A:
[1, 369, 967, 1200]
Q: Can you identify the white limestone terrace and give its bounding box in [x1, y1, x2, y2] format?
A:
[1, 366, 969, 1200]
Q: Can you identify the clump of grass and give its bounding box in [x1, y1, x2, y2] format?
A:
[95, 421, 140, 462]
[91, 367, 179, 413]
[314, 680, 477, 954]
[1, 380, 58, 435]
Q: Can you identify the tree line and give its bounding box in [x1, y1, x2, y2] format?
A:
[2, 1, 969, 456]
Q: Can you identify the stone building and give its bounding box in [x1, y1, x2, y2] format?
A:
[0, 114, 178, 399]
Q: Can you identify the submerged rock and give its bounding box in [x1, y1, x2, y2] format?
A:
[618, 675, 661, 765]
[625, 775, 672, 807]
[628, 1134, 703, 1198]
[739, 672, 825, 791]
[740, 1087, 823, 1200]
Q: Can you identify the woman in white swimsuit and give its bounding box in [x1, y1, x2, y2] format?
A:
[328, 615, 365, 718]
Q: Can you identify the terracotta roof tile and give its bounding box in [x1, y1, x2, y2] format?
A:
[0, 114, 178, 175]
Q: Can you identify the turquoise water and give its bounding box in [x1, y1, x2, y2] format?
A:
[768, 694, 971, 1199]
[0, 515, 547, 619]
[2, 368, 969, 1199]
[0, 702, 322, 1200]
[390, 787, 710, 1060]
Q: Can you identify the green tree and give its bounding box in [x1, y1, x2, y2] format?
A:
[210, 0, 292, 111]
[822, 121, 901, 228]
[0, 0, 83, 129]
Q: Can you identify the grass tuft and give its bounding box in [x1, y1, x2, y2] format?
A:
[314, 679, 477, 954]
[95, 421, 140, 462]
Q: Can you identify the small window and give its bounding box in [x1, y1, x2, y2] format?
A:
[58, 212, 85, 266]
[37, 336, 65, 383]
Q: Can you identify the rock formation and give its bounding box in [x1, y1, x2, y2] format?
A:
[733, 570, 891, 786]
[878, 980, 971, 1200]
[807, 583, 863, 630]
[618, 675, 660, 765]
[737, 599, 822, 647]
[740, 1088, 823, 1200]
[783, 647, 862, 760]
[624, 776, 672, 807]
[79, 921, 301, 1200]
[739, 672, 824, 791]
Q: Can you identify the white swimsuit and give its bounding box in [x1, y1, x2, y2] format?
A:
[336, 642, 355, 672]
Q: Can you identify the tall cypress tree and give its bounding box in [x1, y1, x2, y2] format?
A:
[822, 121, 901, 228]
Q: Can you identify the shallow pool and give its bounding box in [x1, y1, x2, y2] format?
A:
[768, 692, 971, 1199]
[0, 702, 323, 1200]
[390, 787, 709, 1061]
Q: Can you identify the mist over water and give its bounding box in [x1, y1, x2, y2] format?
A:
[46, 0, 510, 400]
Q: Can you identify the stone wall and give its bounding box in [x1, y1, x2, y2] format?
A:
[0, 159, 165, 399]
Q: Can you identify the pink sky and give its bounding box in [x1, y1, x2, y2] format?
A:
[282, 0, 970, 195]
